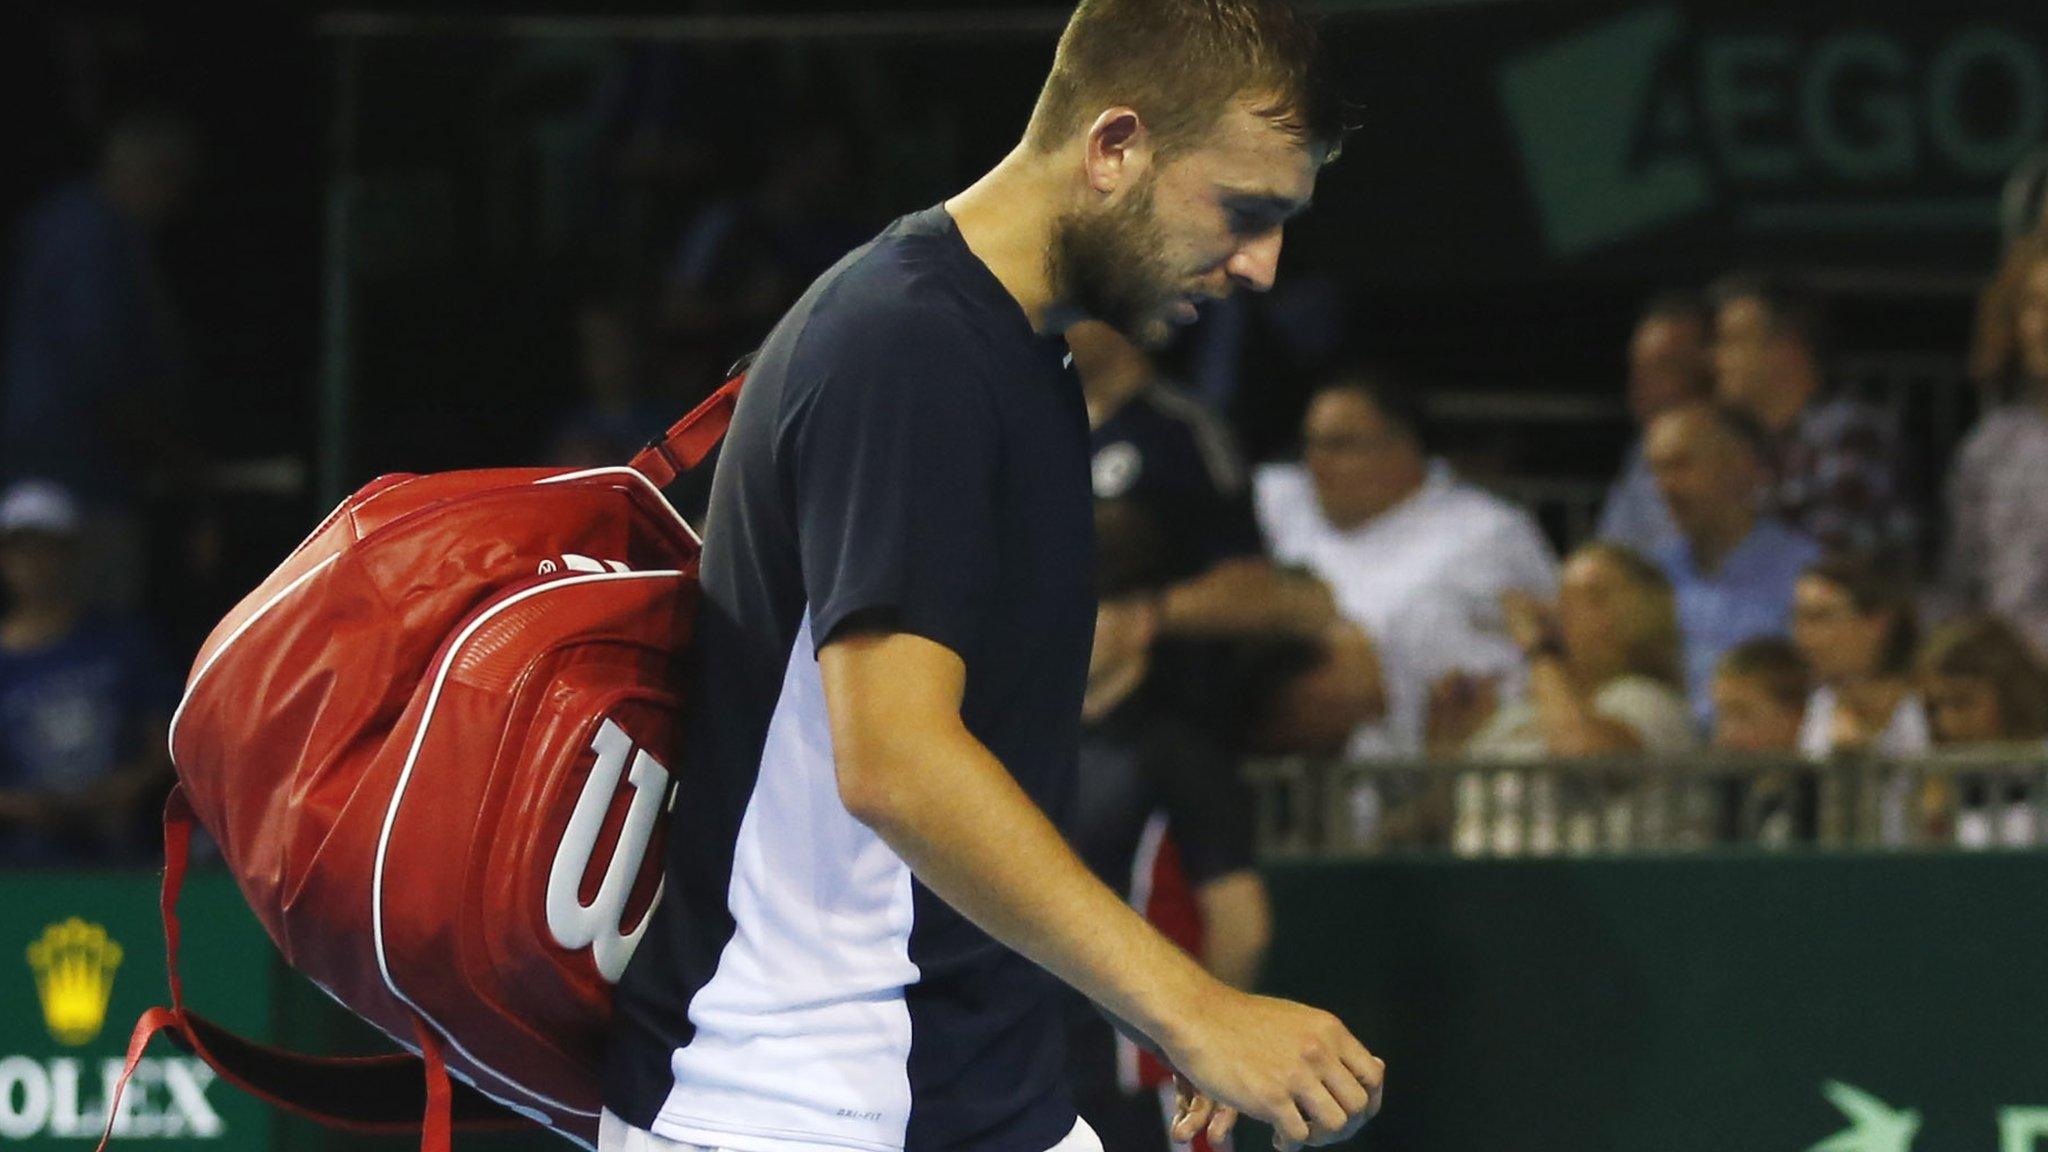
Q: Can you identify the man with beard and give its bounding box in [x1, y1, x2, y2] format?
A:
[602, 3, 1383, 1152]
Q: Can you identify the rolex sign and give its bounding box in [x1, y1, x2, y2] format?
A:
[2, 874, 275, 1147]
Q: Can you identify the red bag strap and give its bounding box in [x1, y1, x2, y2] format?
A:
[413, 1016, 455, 1152]
[96, 787, 525, 1151]
[629, 373, 745, 488]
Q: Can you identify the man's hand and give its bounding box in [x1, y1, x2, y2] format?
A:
[1500, 588, 1558, 656]
[1172, 1073, 1239, 1147]
[1164, 989, 1384, 1149]
[1426, 670, 1499, 753]
[819, 631, 1385, 1145]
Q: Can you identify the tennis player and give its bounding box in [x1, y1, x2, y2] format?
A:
[603, 3, 1381, 1151]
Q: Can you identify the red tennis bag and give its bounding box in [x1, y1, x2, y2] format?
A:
[103, 377, 742, 1152]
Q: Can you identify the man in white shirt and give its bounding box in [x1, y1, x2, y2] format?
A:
[1254, 374, 1561, 758]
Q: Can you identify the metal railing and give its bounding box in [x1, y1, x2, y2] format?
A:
[1247, 748, 2048, 859]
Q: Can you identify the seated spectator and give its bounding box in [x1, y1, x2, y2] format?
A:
[1709, 273, 1916, 563]
[1944, 238, 2048, 657]
[0, 481, 177, 864]
[1711, 639, 1814, 847]
[1598, 292, 1713, 558]
[1791, 555, 1929, 759]
[1071, 322, 1325, 754]
[1253, 372, 1560, 758]
[1071, 321, 1334, 658]
[1069, 320, 1262, 582]
[1919, 615, 2048, 747]
[1064, 506, 1268, 1152]
[1917, 615, 2048, 847]
[3, 110, 205, 610]
[1711, 639, 1809, 755]
[658, 115, 869, 391]
[1433, 544, 1696, 855]
[1443, 543, 1695, 759]
[546, 293, 674, 469]
[1645, 402, 1822, 724]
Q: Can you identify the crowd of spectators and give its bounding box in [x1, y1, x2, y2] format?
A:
[11, 99, 2048, 874]
[1065, 259, 2048, 860]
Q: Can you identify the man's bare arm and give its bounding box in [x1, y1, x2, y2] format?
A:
[820, 630, 1382, 1145]
[1158, 559, 1340, 640]
[1195, 871, 1273, 991]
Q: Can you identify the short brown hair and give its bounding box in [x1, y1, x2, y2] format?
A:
[1801, 553, 1918, 675]
[1026, 0, 1346, 158]
[1917, 615, 2048, 740]
[1717, 637, 1810, 711]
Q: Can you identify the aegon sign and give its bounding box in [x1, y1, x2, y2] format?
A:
[1687, 27, 2046, 182]
[0, 1056, 223, 1141]
[1499, 6, 2048, 255]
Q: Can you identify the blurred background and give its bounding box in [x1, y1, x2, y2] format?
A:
[4, 1, 2047, 1149]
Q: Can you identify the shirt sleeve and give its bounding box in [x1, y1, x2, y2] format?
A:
[1498, 512, 1563, 601]
[1251, 464, 1313, 564]
[1590, 678, 1700, 754]
[784, 308, 1002, 661]
[1597, 448, 1663, 555]
[1182, 403, 1263, 565]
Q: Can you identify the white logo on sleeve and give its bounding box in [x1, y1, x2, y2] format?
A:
[1091, 442, 1143, 500]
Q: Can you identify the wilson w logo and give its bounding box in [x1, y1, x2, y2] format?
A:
[546, 718, 670, 982]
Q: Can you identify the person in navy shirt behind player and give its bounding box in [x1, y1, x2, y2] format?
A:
[603, 3, 1385, 1151]
[1065, 502, 1269, 1152]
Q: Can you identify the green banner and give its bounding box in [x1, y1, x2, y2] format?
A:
[0, 870, 274, 1149]
[1261, 852, 2048, 1152]
[11, 855, 2042, 1151]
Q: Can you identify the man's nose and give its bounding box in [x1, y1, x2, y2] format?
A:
[1226, 230, 1284, 294]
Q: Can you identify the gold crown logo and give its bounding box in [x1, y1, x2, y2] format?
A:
[26, 918, 123, 1047]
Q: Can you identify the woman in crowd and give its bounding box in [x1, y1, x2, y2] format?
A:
[1791, 555, 1929, 758]
[1432, 543, 1697, 853]
[1917, 615, 2048, 847]
[1950, 228, 2048, 655]
[1789, 555, 1928, 845]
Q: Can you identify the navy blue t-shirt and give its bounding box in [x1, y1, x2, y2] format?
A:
[0, 614, 177, 864]
[1089, 383, 1260, 583]
[606, 206, 1096, 1152]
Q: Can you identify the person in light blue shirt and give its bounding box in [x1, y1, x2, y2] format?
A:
[1645, 402, 1823, 725]
[1598, 292, 1713, 559]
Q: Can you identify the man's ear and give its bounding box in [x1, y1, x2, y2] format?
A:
[1084, 107, 1149, 195]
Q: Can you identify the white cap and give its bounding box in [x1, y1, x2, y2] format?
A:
[0, 480, 82, 537]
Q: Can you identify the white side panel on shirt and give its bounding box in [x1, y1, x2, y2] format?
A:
[657, 614, 921, 1152]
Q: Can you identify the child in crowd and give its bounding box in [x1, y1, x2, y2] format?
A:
[1712, 637, 1809, 755]
[1711, 638, 1812, 846]
[1917, 615, 2048, 847]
